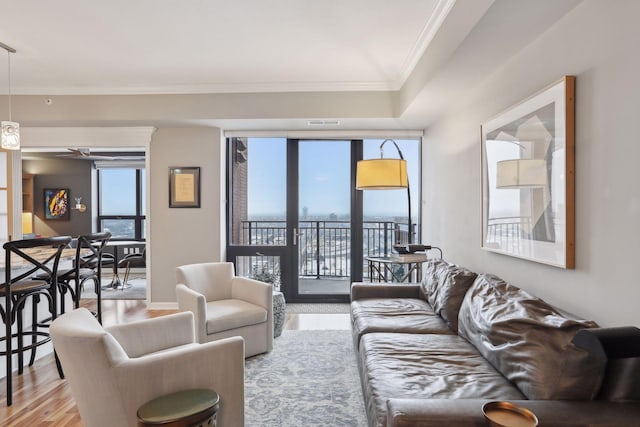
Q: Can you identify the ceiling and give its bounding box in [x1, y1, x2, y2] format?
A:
[1, 0, 449, 95]
[0, 0, 582, 131]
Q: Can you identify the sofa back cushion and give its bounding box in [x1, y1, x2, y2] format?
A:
[458, 274, 606, 400]
[420, 259, 477, 332]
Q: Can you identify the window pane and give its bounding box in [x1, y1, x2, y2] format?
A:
[100, 169, 136, 215]
[229, 137, 287, 245]
[101, 219, 135, 239]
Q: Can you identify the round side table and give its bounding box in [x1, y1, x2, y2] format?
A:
[273, 291, 286, 338]
[137, 388, 219, 427]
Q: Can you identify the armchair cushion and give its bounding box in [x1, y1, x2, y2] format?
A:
[206, 299, 268, 334]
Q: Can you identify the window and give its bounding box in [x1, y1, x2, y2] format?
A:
[98, 167, 145, 240]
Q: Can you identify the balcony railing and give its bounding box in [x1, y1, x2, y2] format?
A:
[239, 220, 406, 279]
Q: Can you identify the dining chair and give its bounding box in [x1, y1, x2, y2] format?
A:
[58, 232, 112, 323]
[117, 246, 145, 289]
[0, 235, 72, 406]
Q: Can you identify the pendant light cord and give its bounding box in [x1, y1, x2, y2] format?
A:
[7, 50, 11, 122]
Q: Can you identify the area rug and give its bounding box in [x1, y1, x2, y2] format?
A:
[80, 274, 147, 300]
[285, 303, 351, 314]
[245, 329, 367, 427]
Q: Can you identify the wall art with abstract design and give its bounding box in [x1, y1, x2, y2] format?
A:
[481, 76, 575, 268]
[44, 188, 70, 220]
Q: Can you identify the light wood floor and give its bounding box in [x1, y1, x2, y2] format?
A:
[0, 299, 351, 426]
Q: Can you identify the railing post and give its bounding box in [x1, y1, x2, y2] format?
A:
[316, 221, 321, 279]
[384, 222, 389, 256]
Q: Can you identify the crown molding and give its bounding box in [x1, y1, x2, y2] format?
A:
[20, 126, 156, 148]
[395, 0, 457, 89]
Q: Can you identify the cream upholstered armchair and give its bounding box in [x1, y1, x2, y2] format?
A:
[50, 308, 244, 427]
[176, 262, 273, 358]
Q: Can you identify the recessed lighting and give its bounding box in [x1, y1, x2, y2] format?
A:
[307, 120, 340, 126]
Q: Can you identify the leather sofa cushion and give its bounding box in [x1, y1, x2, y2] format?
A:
[358, 332, 524, 427]
[205, 299, 267, 334]
[350, 298, 451, 349]
[458, 274, 606, 400]
[420, 259, 477, 332]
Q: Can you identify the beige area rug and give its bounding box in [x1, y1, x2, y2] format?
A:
[245, 329, 366, 426]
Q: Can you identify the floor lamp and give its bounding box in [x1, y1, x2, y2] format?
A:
[356, 139, 412, 244]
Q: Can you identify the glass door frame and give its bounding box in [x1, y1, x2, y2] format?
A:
[282, 139, 362, 303]
[225, 138, 364, 303]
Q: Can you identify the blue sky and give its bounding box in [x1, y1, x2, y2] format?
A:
[246, 138, 420, 219]
[100, 169, 145, 215]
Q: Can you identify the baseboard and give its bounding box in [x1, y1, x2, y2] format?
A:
[147, 301, 179, 310]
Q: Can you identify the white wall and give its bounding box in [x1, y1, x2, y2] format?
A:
[422, 0, 640, 327]
[149, 127, 224, 304]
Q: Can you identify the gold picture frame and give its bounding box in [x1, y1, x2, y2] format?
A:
[481, 76, 575, 268]
[169, 167, 201, 208]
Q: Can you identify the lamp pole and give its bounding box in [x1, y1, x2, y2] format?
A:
[379, 139, 412, 244]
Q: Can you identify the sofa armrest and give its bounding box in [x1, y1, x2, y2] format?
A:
[114, 336, 245, 427]
[351, 282, 422, 301]
[176, 284, 207, 343]
[106, 311, 195, 358]
[387, 398, 640, 427]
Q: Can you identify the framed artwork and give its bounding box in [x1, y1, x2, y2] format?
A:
[481, 76, 575, 268]
[169, 167, 201, 208]
[44, 188, 70, 220]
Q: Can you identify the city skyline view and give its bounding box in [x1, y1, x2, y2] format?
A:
[246, 138, 420, 219]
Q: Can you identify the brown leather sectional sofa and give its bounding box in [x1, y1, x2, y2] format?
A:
[350, 259, 640, 427]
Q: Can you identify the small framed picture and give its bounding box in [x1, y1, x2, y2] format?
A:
[44, 188, 70, 220]
[169, 167, 201, 208]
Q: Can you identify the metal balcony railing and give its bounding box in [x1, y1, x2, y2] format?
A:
[239, 220, 407, 279]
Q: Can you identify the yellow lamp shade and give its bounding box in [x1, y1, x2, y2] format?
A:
[356, 158, 408, 190]
[496, 159, 547, 188]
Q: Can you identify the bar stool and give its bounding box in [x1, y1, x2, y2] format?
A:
[0, 235, 72, 406]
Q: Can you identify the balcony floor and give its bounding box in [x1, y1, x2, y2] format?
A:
[298, 277, 351, 295]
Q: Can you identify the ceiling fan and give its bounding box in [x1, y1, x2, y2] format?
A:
[56, 148, 145, 161]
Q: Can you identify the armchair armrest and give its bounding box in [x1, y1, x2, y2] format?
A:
[176, 284, 207, 343]
[114, 336, 245, 427]
[231, 276, 272, 310]
[106, 311, 195, 358]
[351, 282, 422, 301]
[387, 398, 640, 427]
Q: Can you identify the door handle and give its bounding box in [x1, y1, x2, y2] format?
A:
[293, 227, 299, 246]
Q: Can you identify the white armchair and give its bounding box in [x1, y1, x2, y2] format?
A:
[176, 262, 273, 358]
[50, 308, 244, 427]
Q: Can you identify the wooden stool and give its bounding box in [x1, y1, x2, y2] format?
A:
[137, 389, 219, 427]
